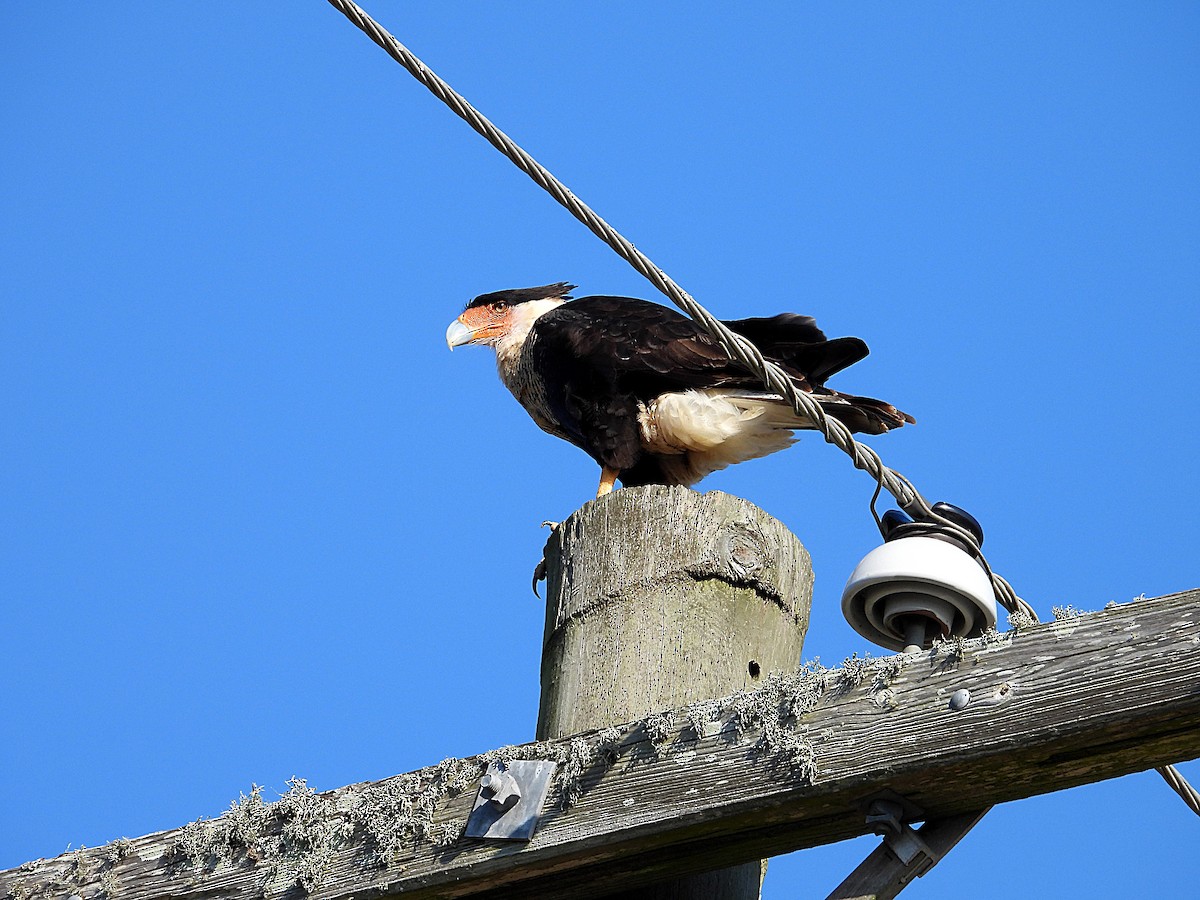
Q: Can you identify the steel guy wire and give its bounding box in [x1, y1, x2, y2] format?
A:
[325, 0, 1200, 818]
[325, 0, 1032, 619]
[1157, 764, 1200, 818]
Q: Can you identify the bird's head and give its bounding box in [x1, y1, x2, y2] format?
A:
[446, 282, 575, 350]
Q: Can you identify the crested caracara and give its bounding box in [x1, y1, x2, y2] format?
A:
[446, 283, 913, 498]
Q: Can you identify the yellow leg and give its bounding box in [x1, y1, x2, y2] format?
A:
[596, 466, 619, 498]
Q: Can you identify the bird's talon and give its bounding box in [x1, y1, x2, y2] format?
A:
[532, 558, 547, 597]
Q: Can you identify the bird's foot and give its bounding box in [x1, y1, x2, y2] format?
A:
[595, 466, 619, 498]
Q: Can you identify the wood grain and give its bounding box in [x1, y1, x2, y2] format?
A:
[537, 486, 812, 898]
[4, 589, 1197, 900]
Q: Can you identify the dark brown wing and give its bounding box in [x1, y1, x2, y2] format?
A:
[526, 295, 909, 470]
[724, 314, 869, 386]
[528, 296, 739, 470]
[528, 296, 845, 469]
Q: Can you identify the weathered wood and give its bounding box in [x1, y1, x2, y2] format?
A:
[537, 486, 813, 898]
[4, 590, 1198, 900]
[539, 487, 812, 738]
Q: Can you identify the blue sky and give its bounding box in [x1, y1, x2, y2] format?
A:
[2, 2, 1197, 895]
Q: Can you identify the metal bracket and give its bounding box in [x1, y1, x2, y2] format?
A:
[464, 760, 558, 841]
[827, 807, 990, 899]
[862, 791, 940, 879]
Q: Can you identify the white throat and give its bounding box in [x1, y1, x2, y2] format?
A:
[495, 297, 567, 372]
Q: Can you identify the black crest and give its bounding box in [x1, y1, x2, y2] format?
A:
[466, 282, 576, 310]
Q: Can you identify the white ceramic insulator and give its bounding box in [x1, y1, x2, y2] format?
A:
[841, 536, 998, 651]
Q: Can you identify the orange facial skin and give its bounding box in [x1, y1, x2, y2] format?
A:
[447, 302, 513, 348]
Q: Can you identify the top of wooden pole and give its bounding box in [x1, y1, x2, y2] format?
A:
[537, 485, 813, 897]
[541, 485, 813, 642]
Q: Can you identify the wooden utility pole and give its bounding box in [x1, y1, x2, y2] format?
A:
[3, 579, 1196, 899]
[538, 485, 812, 899]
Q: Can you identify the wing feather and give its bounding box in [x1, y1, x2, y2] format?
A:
[524, 294, 903, 470]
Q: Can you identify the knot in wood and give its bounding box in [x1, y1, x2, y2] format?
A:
[723, 529, 767, 579]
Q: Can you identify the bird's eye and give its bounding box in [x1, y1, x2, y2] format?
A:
[492, 301, 508, 312]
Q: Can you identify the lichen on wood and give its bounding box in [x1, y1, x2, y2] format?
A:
[0, 650, 890, 900]
[3, 608, 1051, 900]
[4, 590, 1199, 900]
[169, 778, 356, 896]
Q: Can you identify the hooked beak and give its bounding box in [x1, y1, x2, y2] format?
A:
[445, 317, 476, 350]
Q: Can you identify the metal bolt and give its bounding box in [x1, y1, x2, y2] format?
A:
[865, 799, 906, 838]
[481, 770, 522, 811]
[949, 689, 971, 711]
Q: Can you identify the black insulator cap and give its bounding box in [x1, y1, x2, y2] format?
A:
[878, 501, 985, 558]
[880, 509, 912, 540]
[931, 502, 984, 547]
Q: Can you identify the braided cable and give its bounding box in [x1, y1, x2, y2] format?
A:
[1156, 764, 1200, 818]
[323, 0, 1034, 619]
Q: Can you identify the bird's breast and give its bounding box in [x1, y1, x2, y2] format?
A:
[496, 339, 570, 441]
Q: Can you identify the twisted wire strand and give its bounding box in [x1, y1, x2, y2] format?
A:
[1156, 764, 1200, 818]
[324, 0, 1031, 619]
[326, 0, 1200, 814]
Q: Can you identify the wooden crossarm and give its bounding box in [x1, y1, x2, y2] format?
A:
[4, 589, 1198, 900]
